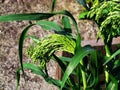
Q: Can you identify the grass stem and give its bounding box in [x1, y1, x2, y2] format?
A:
[105, 44, 111, 84]
[80, 60, 87, 90]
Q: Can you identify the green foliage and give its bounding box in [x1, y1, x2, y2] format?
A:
[87, 1, 120, 43]
[61, 45, 96, 89]
[16, 63, 62, 89]
[0, 0, 120, 90]
[26, 34, 76, 68]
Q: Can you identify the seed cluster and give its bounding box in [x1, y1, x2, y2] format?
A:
[87, 1, 120, 43]
[26, 34, 76, 68]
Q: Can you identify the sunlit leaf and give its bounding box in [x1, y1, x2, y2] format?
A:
[36, 20, 62, 31]
[103, 49, 120, 65]
[61, 45, 95, 89]
[0, 13, 54, 21]
[79, 11, 89, 19]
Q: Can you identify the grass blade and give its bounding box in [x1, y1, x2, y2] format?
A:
[51, 0, 57, 12]
[0, 10, 78, 35]
[16, 68, 21, 90]
[106, 75, 118, 90]
[75, 33, 81, 53]
[61, 45, 95, 89]
[16, 63, 62, 88]
[62, 16, 72, 33]
[0, 13, 54, 22]
[103, 49, 120, 66]
[56, 10, 79, 33]
[25, 35, 40, 43]
[18, 24, 35, 80]
[53, 54, 77, 89]
[36, 20, 62, 31]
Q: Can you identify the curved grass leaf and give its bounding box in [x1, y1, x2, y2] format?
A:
[0, 13, 54, 22]
[36, 20, 62, 31]
[19, 23, 62, 82]
[18, 10, 78, 82]
[16, 63, 62, 89]
[18, 24, 35, 81]
[61, 45, 95, 89]
[25, 35, 40, 43]
[53, 54, 77, 89]
[103, 49, 120, 66]
[0, 10, 78, 34]
[56, 10, 79, 33]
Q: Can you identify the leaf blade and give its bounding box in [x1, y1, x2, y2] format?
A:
[0, 13, 54, 22]
[61, 45, 95, 89]
[103, 49, 120, 65]
[36, 20, 62, 31]
[18, 24, 35, 80]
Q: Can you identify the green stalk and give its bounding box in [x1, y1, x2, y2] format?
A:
[105, 44, 111, 57]
[80, 60, 87, 90]
[104, 44, 112, 84]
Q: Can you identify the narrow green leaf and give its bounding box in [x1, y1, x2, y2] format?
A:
[36, 20, 62, 31]
[75, 33, 81, 53]
[23, 63, 46, 77]
[87, 51, 99, 89]
[25, 35, 40, 43]
[56, 10, 79, 33]
[103, 49, 120, 65]
[79, 11, 89, 19]
[16, 68, 21, 90]
[62, 16, 72, 33]
[0, 13, 54, 22]
[61, 45, 95, 89]
[16, 63, 62, 88]
[106, 75, 118, 90]
[51, 0, 57, 12]
[53, 54, 77, 88]
[59, 56, 72, 62]
[18, 24, 35, 80]
[0, 10, 78, 34]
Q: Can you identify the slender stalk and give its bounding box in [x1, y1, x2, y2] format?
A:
[105, 44, 111, 57]
[80, 60, 87, 90]
[104, 44, 111, 83]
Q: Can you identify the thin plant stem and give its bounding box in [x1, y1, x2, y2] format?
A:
[104, 44, 112, 84]
[80, 60, 87, 90]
